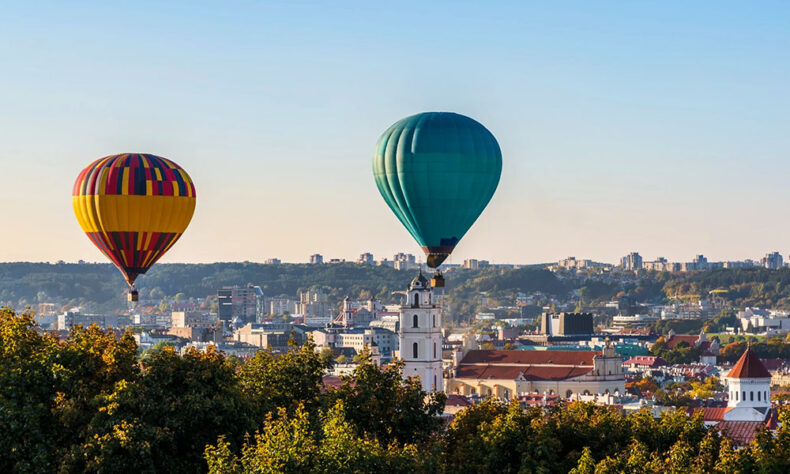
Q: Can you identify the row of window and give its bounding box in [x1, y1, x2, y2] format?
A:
[461, 388, 619, 399]
[412, 341, 438, 359]
[731, 389, 768, 402]
[412, 314, 437, 328]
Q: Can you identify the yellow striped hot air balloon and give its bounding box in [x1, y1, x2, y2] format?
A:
[72, 153, 196, 302]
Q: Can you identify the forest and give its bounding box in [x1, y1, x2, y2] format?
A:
[3, 308, 790, 473]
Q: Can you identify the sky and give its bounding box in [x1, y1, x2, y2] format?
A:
[2, 1, 790, 265]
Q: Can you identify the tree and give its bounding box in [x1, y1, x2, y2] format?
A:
[569, 446, 594, 474]
[330, 352, 445, 446]
[75, 346, 251, 473]
[205, 401, 428, 474]
[0, 308, 61, 471]
[238, 336, 330, 421]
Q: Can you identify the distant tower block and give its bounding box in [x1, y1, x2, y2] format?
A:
[398, 271, 443, 392]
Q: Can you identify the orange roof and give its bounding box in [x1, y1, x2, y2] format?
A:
[727, 348, 772, 379]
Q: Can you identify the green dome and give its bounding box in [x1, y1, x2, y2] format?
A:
[373, 112, 502, 267]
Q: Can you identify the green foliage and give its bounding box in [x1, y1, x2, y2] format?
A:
[0, 308, 141, 472]
[650, 338, 702, 364]
[9, 307, 790, 473]
[75, 345, 251, 473]
[205, 401, 429, 474]
[330, 351, 446, 446]
[662, 268, 790, 309]
[238, 337, 330, 420]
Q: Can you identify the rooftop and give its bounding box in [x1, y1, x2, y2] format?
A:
[727, 348, 772, 379]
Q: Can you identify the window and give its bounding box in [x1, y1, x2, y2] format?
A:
[432, 314, 436, 327]
[413, 342, 418, 359]
[413, 314, 419, 328]
[735, 392, 738, 401]
[413, 293, 419, 307]
[750, 391, 754, 401]
[433, 342, 436, 358]
[758, 391, 761, 401]
[566, 390, 573, 398]
[743, 391, 746, 401]
[434, 375, 437, 390]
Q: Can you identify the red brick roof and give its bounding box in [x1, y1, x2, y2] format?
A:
[460, 349, 598, 366]
[727, 348, 772, 379]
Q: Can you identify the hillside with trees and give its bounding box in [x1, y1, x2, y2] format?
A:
[7, 263, 790, 320]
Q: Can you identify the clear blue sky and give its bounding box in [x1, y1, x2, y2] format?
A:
[2, 1, 790, 264]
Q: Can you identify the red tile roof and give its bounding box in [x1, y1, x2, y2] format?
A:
[623, 355, 667, 368]
[445, 394, 472, 407]
[455, 350, 598, 382]
[727, 348, 772, 379]
[460, 349, 598, 366]
[716, 421, 766, 446]
[322, 375, 343, 390]
[759, 358, 786, 371]
[456, 364, 592, 381]
[688, 407, 730, 422]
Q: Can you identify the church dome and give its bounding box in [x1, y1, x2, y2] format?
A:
[410, 270, 429, 289]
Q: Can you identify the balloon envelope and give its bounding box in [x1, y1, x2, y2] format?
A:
[72, 153, 196, 287]
[373, 112, 502, 267]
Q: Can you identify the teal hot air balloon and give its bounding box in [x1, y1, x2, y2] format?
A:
[373, 112, 502, 269]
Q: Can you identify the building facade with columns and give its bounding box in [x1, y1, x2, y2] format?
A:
[445, 344, 625, 400]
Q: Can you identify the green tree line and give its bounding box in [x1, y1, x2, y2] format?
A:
[5, 307, 790, 473]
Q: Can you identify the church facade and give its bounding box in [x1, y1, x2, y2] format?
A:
[445, 345, 625, 400]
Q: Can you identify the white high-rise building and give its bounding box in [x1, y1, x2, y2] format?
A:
[397, 271, 443, 392]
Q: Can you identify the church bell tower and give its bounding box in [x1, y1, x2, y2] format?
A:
[398, 270, 443, 392]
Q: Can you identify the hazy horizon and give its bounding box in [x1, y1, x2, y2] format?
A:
[3, 1, 790, 265]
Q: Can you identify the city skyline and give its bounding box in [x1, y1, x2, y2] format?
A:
[3, 2, 790, 264]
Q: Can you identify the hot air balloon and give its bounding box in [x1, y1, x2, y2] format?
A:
[72, 153, 196, 302]
[373, 112, 502, 284]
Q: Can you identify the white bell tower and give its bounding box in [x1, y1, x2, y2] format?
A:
[398, 271, 443, 392]
[724, 347, 772, 421]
